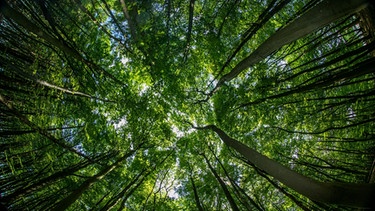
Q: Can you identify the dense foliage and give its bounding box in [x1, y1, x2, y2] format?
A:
[1, 0, 374, 210]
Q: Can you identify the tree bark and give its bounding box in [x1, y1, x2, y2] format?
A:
[0, 0, 125, 85]
[100, 169, 145, 211]
[0, 94, 93, 161]
[237, 56, 375, 109]
[2, 159, 91, 203]
[119, 0, 137, 41]
[116, 170, 151, 211]
[51, 150, 136, 211]
[210, 147, 262, 211]
[190, 176, 205, 211]
[183, 0, 195, 62]
[202, 153, 240, 211]
[215, 0, 369, 90]
[239, 156, 312, 211]
[217, 0, 290, 77]
[196, 125, 375, 208]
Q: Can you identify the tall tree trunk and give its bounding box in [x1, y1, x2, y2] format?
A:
[0, 0, 124, 85]
[202, 153, 240, 211]
[100, 149, 172, 211]
[209, 147, 262, 211]
[2, 159, 91, 203]
[73, 0, 127, 47]
[100, 0, 128, 41]
[51, 150, 136, 211]
[119, 0, 137, 41]
[183, 0, 195, 62]
[237, 56, 375, 109]
[116, 170, 152, 211]
[190, 176, 205, 211]
[214, 0, 369, 91]
[195, 125, 375, 208]
[1, 152, 113, 203]
[100, 169, 146, 211]
[0, 94, 93, 161]
[238, 156, 312, 211]
[217, 0, 290, 77]
[0, 125, 81, 137]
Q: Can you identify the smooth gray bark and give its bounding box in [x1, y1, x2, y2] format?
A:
[215, 0, 369, 89]
[195, 125, 375, 208]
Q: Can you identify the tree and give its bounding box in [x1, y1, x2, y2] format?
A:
[1, 0, 375, 210]
[209, 0, 370, 96]
[192, 124, 375, 208]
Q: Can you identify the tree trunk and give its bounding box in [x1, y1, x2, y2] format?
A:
[183, 0, 195, 62]
[217, 0, 290, 76]
[202, 153, 240, 211]
[237, 56, 375, 109]
[197, 125, 375, 208]
[190, 176, 205, 211]
[2, 159, 91, 202]
[216, 0, 369, 87]
[51, 150, 136, 211]
[100, 169, 146, 211]
[0, 0, 124, 85]
[119, 0, 137, 41]
[0, 94, 93, 161]
[239, 156, 312, 211]
[210, 147, 262, 211]
[116, 170, 151, 211]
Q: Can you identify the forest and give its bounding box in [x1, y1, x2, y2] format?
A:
[1, 0, 375, 210]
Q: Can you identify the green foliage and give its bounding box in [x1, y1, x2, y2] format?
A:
[1, 0, 374, 210]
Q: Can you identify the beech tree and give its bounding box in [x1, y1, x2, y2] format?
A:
[1, 0, 375, 210]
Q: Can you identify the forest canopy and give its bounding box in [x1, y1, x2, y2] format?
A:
[1, 0, 375, 210]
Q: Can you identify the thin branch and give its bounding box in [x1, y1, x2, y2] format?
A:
[0, 94, 94, 162]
